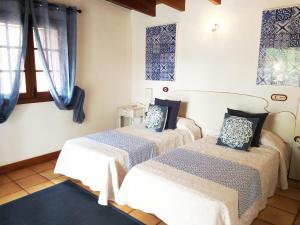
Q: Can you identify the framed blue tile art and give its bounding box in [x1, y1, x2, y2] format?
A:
[257, 6, 300, 87]
[146, 24, 177, 81]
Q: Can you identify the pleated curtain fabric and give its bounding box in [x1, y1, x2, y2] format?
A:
[0, 0, 29, 123]
[29, 0, 85, 123]
[0, 0, 85, 124]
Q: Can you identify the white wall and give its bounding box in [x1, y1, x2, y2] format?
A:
[2, 0, 300, 167]
[131, 0, 300, 114]
[0, 0, 132, 166]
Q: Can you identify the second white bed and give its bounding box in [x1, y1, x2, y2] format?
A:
[116, 130, 290, 225]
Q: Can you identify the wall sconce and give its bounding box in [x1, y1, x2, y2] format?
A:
[212, 23, 220, 32]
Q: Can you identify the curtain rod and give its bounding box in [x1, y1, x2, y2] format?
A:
[66, 7, 82, 13]
[34, 1, 82, 14]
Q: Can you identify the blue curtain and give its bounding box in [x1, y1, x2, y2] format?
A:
[0, 0, 29, 123]
[29, 0, 85, 123]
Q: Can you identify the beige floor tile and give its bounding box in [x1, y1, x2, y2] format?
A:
[30, 162, 55, 173]
[51, 175, 69, 184]
[110, 201, 133, 213]
[0, 182, 22, 198]
[251, 219, 272, 225]
[15, 174, 47, 189]
[130, 210, 161, 225]
[276, 187, 300, 201]
[39, 169, 61, 180]
[0, 174, 12, 185]
[267, 195, 300, 214]
[258, 206, 295, 225]
[0, 190, 28, 205]
[7, 168, 36, 181]
[294, 217, 300, 225]
[25, 181, 55, 194]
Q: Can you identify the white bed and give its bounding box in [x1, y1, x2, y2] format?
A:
[115, 90, 296, 225]
[54, 118, 200, 205]
[117, 133, 289, 225]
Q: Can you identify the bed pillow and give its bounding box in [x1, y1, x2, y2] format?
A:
[176, 117, 202, 141]
[227, 108, 268, 147]
[145, 104, 168, 132]
[217, 114, 259, 151]
[154, 98, 181, 130]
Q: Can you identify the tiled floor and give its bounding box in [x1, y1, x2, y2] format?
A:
[0, 159, 300, 225]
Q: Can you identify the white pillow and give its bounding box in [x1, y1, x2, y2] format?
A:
[176, 117, 202, 141]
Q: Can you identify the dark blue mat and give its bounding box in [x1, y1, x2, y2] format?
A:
[0, 181, 144, 225]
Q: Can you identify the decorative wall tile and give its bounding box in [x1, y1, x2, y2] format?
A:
[257, 6, 300, 87]
[146, 24, 176, 81]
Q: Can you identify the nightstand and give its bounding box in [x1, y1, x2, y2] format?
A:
[289, 141, 300, 181]
[118, 104, 145, 128]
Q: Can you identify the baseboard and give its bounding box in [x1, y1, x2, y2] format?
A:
[0, 151, 61, 174]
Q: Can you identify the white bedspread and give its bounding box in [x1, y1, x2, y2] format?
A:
[117, 136, 288, 225]
[54, 124, 194, 205]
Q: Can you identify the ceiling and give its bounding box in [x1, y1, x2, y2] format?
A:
[105, 0, 221, 17]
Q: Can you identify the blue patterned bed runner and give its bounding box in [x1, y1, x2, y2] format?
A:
[154, 149, 262, 216]
[86, 130, 157, 169]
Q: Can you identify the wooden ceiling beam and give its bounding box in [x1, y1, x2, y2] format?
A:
[156, 0, 185, 11]
[209, 0, 221, 5]
[105, 0, 156, 16]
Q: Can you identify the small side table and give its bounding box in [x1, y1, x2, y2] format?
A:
[118, 104, 145, 128]
[289, 142, 300, 182]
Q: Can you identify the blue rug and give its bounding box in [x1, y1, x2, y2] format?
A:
[0, 181, 144, 225]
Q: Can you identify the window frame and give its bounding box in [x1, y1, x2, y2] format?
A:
[17, 20, 53, 105]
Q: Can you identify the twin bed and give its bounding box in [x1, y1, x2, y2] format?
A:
[55, 117, 200, 204]
[117, 132, 289, 225]
[54, 91, 296, 225]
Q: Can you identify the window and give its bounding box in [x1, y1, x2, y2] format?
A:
[0, 20, 53, 104]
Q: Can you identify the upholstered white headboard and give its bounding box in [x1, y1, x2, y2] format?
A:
[167, 90, 296, 144]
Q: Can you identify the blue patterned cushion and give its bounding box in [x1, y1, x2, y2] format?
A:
[227, 108, 268, 147]
[217, 114, 259, 151]
[145, 105, 168, 132]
